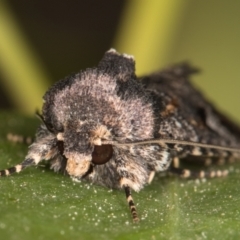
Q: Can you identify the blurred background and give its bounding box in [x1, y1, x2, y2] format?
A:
[0, 0, 240, 123]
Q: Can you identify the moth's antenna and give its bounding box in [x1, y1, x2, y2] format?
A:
[35, 110, 54, 133]
[35, 109, 44, 121]
[102, 139, 240, 153]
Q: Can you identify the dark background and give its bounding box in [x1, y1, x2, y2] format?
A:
[0, 0, 125, 108]
[0, 1, 240, 123]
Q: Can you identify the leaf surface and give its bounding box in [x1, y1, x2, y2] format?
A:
[0, 112, 240, 240]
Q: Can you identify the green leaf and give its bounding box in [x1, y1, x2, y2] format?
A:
[0, 112, 240, 240]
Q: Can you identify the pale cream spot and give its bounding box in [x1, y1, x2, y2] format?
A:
[222, 170, 228, 176]
[172, 157, 180, 168]
[199, 171, 205, 178]
[190, 119, 198, 126]
[5, 170, 10, 176]
[123, 53, 134, 60]
[120, 178, 140, 192]
[92, 138, 101, 146]
[182, 169, 191, 178]
[90, 125, 111, 145]
[155, 150, 170, 172]
[206, 151, 214, 157]
[56, 132, 64, 141]
[175, 121, 182, 128]
[216, 170, 222, 177]
[161, 103, 177, 117]
[15, 165, 22, 173]
[107, 49, 134, 60]
[26, 153, 41, 165]
[192, 147, 202, 156]
[127, 195, 133, 203]
[210, 171, 216, 178]
[148, 171, 155, 184]
[108, 48, 117, 54]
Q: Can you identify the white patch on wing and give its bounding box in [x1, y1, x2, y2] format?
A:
[155, 150, 171, 171]
[120, 178, 142, 192]
[148, 171, 155, 184]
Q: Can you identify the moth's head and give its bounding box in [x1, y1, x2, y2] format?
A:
[56, 122, 113, 177]
[39, 49, 134, 177]
[40, 49, 154, 178]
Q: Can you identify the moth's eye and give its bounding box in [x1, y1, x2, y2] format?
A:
[91, 145, 113, 165]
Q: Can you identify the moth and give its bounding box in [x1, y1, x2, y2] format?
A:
[1, 49, 240, 222]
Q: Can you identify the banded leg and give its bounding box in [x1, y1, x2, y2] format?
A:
[124, 186, 139, 223]
[0, 158, 36, 176]
[169, 166, 228, 179]
[0, 134, 58, 177]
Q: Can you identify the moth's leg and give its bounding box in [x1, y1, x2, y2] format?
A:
[0, 134, 58, 177]
[0, 160, 29, 176]
[148, 171, 155, 184]
[169, 166, 228, 179]
[172, 147, 233, 178]
[214, 155, 237, 165]
[183, 146, 239, 166]
[50, 155, 68, 174]
[178, 156, 225, 167]
[172, 157, 180, 168]
[115, 148, 151, 222]
[124, 185, 139, 223]
[201, 157, 234, 166]
[7, 133, 34, 145]
[119, 175, 140, 222]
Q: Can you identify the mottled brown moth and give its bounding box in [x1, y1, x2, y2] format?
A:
[1, 49, 240, 222]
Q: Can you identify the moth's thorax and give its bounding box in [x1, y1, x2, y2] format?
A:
[43, 70, 155, 143]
